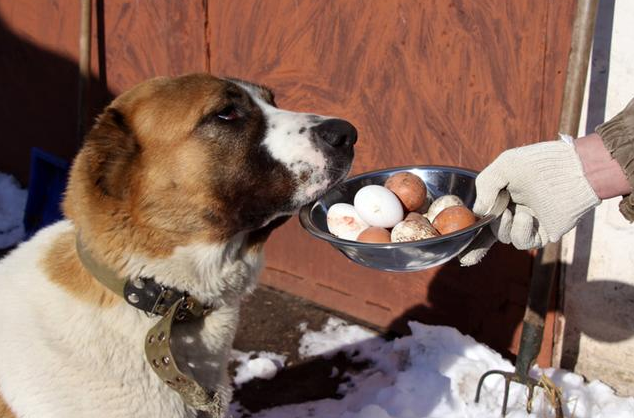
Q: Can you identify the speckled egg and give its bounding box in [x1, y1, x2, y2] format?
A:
[391, 217, 440, 242]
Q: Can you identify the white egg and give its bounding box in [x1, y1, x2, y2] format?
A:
[326, 203, 369, 240]
[353, 185, 404, 228]
[426, 194, 464, 222]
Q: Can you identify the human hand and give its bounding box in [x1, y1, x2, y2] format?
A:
[459, 139, 600, 266]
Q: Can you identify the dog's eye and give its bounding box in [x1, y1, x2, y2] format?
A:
[216, 105, 241, 121]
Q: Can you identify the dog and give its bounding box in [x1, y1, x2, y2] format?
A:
[0, 73, 356, 417]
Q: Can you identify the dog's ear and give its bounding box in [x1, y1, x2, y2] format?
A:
[83, 107, 140, 199]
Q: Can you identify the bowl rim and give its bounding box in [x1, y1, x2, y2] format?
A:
[298, 164, 493, 249]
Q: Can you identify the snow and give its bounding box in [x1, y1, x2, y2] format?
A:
[299, 318, 379, 359]
[232, 350, 287, 387]
[231, 318, 634, 418]
[0, 173, 27, 249]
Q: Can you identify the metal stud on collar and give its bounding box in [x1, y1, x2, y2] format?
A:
[132, 278, 145, 289]
[145, 297, 224, 416]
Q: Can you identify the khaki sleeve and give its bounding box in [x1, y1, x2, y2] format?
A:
[595, 98, 634, 221]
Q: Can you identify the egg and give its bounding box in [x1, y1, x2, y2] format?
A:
[426, 194, 465, 222]
[391, 217, 440, 242]
[432, 205, 476, 235]
[417, 196, 433, 214]
[357, 226, 392, 243]
[353, 185, 404, 228]
[405, 211, 425, 222]
[326, 203, 370, 240]
[384, 172, 427, 212]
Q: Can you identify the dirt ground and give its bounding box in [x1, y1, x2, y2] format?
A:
[231, 285, 374, 416]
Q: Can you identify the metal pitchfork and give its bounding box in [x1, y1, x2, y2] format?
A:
[474, 246, 562, 417]
[474, 0, 599, 415]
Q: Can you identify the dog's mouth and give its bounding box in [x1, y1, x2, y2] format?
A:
[291, 152, 354, 209]
[294, 121, 356, 205]
[320, 161, 354, 196]
[252, 163, 351, 232]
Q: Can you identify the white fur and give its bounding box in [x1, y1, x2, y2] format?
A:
[237, 83, 340, 206]
[0, 220, 262, 417]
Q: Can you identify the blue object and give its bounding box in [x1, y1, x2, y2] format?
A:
[23, 148, 70, 238]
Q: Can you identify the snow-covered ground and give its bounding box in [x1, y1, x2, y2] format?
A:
[231, 318, 634, 418]
[0, 173, 27, 249]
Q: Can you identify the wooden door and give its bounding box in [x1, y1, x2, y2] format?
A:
[206, 0, 576, 365]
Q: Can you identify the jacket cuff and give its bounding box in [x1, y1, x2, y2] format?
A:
[596, 98, 634, 222]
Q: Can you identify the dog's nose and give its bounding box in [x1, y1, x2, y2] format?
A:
[312, 119, 358, 148]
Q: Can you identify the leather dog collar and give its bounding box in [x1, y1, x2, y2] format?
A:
[75, 236, 224, 416]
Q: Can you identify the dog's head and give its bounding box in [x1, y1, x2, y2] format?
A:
[64, 74, 355, 251]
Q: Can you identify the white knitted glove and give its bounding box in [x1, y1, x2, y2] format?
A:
[459, 140, 600, 266]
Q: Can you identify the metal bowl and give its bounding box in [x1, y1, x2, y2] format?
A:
[299, 165, 506, 272]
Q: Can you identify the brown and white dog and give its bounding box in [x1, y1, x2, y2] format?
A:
[0, 74, 356, 417]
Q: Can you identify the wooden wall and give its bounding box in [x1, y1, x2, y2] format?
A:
[0, 0, 208, 183]
[0, 0, 576, 365]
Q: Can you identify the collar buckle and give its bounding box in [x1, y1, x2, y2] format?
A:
[150, 285, 169, 316]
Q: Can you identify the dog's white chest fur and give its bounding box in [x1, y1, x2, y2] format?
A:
[0, 221, 262, 417]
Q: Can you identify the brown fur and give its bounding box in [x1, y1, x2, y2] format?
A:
[41, 230, 120, 308]
[63, 75, 291, 277]
[0, 392, 16, 418]
[63, 76, 225, 267]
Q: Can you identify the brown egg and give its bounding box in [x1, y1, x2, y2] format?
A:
[426, 194, 464, 222]
[385, 172, 427, 212]
[357, 226, 392, 243]
[405, 211, 425, 222]
[432, 206, 476, 235]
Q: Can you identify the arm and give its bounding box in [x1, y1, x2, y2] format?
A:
[460, 98, 634, 266]
[574, 133, 631, 199]
[593, 98, 634, 220]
